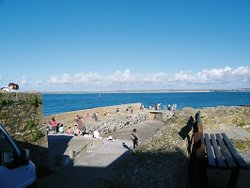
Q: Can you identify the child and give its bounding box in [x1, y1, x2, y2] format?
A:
[131, 128, 138, 149]
[66, 127, 72, 135]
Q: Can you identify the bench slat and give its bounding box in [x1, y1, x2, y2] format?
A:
[221, 133, 248, 169]
[215, 133, 237, 168]
[204, 133, 216, 167]
[210, 134, 227, 168]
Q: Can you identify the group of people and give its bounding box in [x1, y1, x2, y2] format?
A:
[46, 117, 65, 134]
[115, 106, 135, 114]
[47, 115, 101, 138]
[47, 112, 140, 149]
[104, 111, 112, 117]
[147, 103, 177, 111]
[126, 106, 134, 113]
[65, 125, 87, 136]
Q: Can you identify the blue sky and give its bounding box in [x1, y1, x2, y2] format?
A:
[0, 0, 250, 92]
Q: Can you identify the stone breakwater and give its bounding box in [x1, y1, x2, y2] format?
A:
[43, 103, 150, 135]
[89, 111, 149, 134]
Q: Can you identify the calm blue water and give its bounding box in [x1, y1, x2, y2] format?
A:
[42, 92, 250, 116]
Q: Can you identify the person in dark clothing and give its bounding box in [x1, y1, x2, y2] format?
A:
[131, 128, 138, 149]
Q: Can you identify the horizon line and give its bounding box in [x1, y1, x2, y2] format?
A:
[24, 88, 250, 94]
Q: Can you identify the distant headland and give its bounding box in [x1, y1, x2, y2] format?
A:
[41, 88, 250, 94]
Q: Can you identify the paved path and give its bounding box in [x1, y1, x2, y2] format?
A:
[37, 120, 164, 188]
[38, 122, 250, 188]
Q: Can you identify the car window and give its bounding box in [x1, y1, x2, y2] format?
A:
[0, 130, 19, 168]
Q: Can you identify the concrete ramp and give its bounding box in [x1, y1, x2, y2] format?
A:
[47, 134, 102, 169]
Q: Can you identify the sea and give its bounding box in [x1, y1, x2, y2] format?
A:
[42, 92, 250, 116]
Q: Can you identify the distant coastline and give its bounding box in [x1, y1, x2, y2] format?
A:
[41, 88, 250, 94]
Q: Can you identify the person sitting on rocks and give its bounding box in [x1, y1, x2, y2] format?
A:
[66, 127, 73, 135]
[75, 115, 86, 133]
[92, 112, 99, 121]
[130, 108, 134, 113]
[73, 125, 82, 136]
[74, 115, 81, 122]
[116, 108, 120, 113]
[85, 113, 91, 119]
[59, 124, 64, 133]
[104, 111, 112, 117]
[47, 121, 52, 133]
[84, 113, 92, 123]
[81, 125, 88, 136]
[93, 130, 102, 139]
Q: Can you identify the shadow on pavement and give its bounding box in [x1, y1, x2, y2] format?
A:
[15, 139, 50, 177]
[47, 135, 74, 168]
[37, 140, 189, 188]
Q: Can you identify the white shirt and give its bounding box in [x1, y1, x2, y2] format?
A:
[59, 126, 64, 133]
[93, 130, 100, 138]
[1, 87, 10, 92]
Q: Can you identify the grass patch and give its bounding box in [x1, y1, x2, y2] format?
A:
[237, 120, 246, 128]
[231, 139, 250, 151]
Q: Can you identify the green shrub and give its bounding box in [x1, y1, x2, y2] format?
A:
[29, 96, 42, 107]
[238, 121, 246, 127]
[26, 120, 36, 130]
[0, 98, 7, 106]
[33, 130, 45, 142]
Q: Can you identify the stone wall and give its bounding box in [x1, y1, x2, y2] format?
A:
[0, 92, 48, 176]
[89, 111, 149, 134]
[43, 103, 149, 134]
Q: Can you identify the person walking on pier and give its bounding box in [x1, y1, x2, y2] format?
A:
[131, 128, 139, 149]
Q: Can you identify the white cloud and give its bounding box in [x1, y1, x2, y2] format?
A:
[194, 66, 250, 83]
[20, 75, 27, 85]
[107, 69, 135, 83]
[73, 72, 103, 84]
[15, 66, 250, 91]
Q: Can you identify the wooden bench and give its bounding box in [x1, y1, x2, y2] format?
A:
[190, 111, 249, 188]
